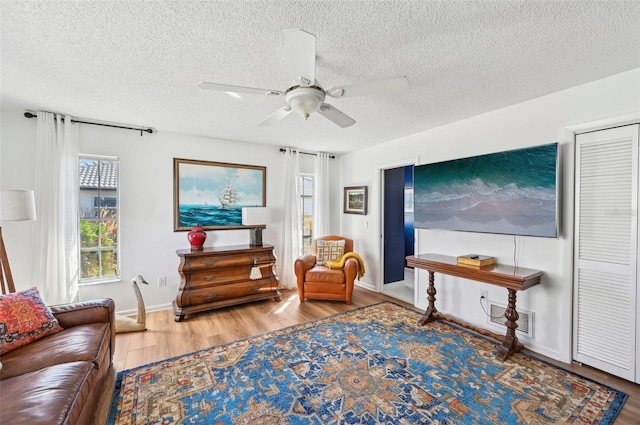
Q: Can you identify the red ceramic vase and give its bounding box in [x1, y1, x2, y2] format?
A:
[188, 223, 207, 250]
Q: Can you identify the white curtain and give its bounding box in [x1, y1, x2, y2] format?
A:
[31, 112, 79, 304]
[277, 148, 301, 290]
[313, 152, 331, 237]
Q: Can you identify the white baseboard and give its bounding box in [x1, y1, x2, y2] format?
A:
[116, 302, 172, 317]
[355, 281, 376, 292]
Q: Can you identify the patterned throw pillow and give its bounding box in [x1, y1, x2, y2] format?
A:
[0, 287, 63, 355]
[316, 240, 345, 264]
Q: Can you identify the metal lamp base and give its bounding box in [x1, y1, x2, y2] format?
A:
[250, 228, 263, 246]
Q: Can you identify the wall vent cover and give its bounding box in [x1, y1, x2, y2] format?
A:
[488, 302, 533, 337]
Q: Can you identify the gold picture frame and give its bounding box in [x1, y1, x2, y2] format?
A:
[174, 158, 266, 231]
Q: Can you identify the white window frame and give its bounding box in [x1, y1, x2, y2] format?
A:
[299, 174, 314, 255]
[78, 154, 121, 285]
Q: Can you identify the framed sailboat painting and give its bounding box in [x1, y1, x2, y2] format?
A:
[173, 158, 266, 231]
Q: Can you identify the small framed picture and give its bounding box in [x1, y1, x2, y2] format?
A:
[343, 186, 368, 215]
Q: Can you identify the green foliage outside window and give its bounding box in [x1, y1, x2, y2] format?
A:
[80, 217, 119, 279]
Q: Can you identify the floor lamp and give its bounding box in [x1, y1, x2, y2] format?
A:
[0, 190, 36, 294]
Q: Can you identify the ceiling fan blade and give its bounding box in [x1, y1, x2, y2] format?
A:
[327, 76, 409, 98]
[317, 104, 356, 128]
[283, 29, 316, 86]
[258, 106, 293, 126]
[197, 81, 282, 96]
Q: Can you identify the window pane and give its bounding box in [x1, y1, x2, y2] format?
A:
[303, 237, 312, 255]
[81, 251, 100, 279]
[80, 220, 99, 248]
[100, 220, 118, 247]
[100, 251, 118, 277]
[302, 176, 313, 195]
[302, 198, 313, 215]
[303, 216, 312, 236]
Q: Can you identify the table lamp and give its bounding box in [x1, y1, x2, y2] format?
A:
[241, 207, 270, 247]
[0, 190, 36, 294]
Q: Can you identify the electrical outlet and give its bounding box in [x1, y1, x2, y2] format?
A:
[158, 276, 167, 287]
[480, 289, 488, 301]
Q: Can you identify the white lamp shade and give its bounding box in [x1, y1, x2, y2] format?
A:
[0, 190, 36, 222]
[242, 207, 270, 226]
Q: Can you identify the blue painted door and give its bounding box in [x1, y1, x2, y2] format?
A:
[384, 167, 406, 284]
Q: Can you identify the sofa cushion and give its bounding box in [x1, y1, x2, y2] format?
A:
[0, 287, 62, 355]
[315, 239, 345, 264]
[0, 322, 110, 380]
[0, 361, 95, 425]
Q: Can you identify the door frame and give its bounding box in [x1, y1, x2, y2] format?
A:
[573, 124, 639, 382]
[377, 157, 419, 305]
[566, 111, 640, 371]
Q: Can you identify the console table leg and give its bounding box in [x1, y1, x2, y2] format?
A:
[419, 271, 438, 326]
[496, 288, 523, 361]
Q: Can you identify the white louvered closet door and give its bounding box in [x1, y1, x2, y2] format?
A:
[573, 124, 639, 383]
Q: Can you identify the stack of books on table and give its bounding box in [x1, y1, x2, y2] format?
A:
[457, 254, 496, 269]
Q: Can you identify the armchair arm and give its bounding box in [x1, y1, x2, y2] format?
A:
[294, 255, 316, 277]
[50, 298, 116, 356]
[294, 255, 317, 302]
[343, 257, 359, 282]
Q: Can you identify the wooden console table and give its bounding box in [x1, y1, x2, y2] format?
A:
[174, 244, 281, 322]
[406, 253, 543, 361]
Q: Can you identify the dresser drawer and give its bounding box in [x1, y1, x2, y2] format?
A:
[183, 252, 274, 271]
[181, 279, 274, 306]
[187, 266, 274, 288]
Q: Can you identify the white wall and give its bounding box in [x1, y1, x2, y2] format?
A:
[0, 105, 340, 314]
[339, 68, 640, 362]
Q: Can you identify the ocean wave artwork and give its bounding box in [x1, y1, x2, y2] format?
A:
[179, 205, 243, 228]
[414, 143, 558, 237]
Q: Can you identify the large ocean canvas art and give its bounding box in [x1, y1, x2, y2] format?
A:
[414, 143, 558, 237]
[174, 159, 266, 231]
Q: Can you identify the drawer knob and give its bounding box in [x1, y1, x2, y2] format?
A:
[203, 293, 218, 299]
[250, 286, 261, 291]
[203, 260, 217, 266]
[203, 275, 218, 281]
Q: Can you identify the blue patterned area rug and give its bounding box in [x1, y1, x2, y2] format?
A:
[108, 302, 627, 424]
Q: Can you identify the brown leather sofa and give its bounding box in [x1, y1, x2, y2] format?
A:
[295, 235, 359, 304]
[0, 298, 115, 425]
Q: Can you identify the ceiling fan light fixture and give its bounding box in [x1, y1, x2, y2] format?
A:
[285, 87, 325, 119]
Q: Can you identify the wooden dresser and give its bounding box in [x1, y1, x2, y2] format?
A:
[173, 244, 281, 321]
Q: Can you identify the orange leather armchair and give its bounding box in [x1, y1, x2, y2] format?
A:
[294, 235, 359, 304]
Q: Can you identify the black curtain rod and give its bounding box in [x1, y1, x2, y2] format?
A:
[24, 112, 154, 136]
[279, 148, 335, 159]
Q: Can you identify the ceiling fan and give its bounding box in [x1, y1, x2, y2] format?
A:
[197, 29, 409, 128]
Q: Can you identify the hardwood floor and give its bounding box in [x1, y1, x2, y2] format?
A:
[96, 286, 640, 424]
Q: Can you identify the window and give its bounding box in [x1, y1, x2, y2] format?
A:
[299, 175, 314, 255]
[78, 156, 120, 282]
[93, 196, 117, 209]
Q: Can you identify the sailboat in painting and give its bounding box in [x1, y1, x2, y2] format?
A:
[218, 181, 239, 209]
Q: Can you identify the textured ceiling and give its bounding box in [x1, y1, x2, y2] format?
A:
[1, 1, 639, 154]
